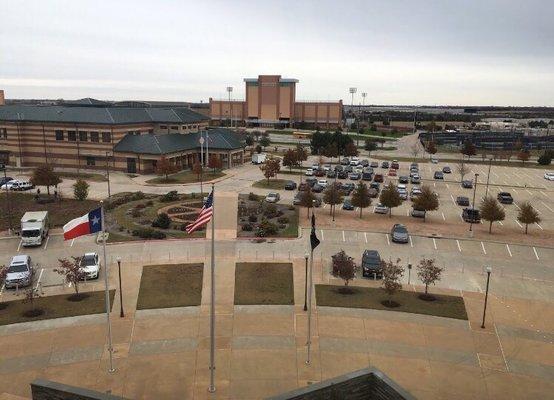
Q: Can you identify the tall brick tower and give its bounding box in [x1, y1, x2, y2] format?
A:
[0, 90, 5, 105]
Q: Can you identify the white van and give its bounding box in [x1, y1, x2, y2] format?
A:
[20, 211, 49, 246]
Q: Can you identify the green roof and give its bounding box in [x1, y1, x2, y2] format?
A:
[113, 128, 244, 155]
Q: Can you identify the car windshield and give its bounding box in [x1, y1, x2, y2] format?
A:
[21, 229, 40, 237]
[394, 226, 407, 233]
[81, 255, 97, 266]
[8, 263, 28, 273]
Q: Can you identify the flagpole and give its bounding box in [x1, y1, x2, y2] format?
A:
[306, 244, 314, 365]
[100, 200, 115, 373]
[208, 183, 216, 393]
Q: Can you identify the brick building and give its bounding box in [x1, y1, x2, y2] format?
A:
[209, 75, 343, 129]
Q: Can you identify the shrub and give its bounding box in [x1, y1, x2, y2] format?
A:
[248, 192, 259, 201]
[160, 190, 179, 202]
[132, 228, 166, 239]
[277, 216, 289, 224]
[256, 219, 278, 237]
[135, 203, 146, 209]
[130, 191, 146, 201]
[242, 223, 253, 231]
[263, 203, 278, 218]
[278, 224, 286, 229]
[131, 208, 142, 218]
[145, 200, 154, 206]
[248, 215, 258, 223]
[72, 179, 89, 201]
[288, 205, 295, 211]
[152, 213, 171, 229]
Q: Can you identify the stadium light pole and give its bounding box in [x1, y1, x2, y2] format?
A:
[116, 257, 124, 318]
[481, 266, 492, 329]
[227, 86, 233, 129]
[349, 87, 357, 145]
[485, 158, 493, 198]
[469, 173, 479, 234]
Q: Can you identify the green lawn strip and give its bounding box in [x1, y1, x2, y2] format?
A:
[252, 179, 290, 190]
[0, 192, 99, 232]
[0, 290, 115, 326]
[57, 171, 107, 181]
[234, 263, 294, 305]
[280, 207, 299, 237]
[145, 170, 224, 184]
[315, 284, 468, 320]
[136, 263, 203, 310]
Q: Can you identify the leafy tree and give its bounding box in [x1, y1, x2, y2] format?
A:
[364, 139, 377, 155]
[410, 143, 420, 160]
[295, 145, 308, 167]
[253, 130, 262, 141]
[282, 149, 298, 172]
[331, 250, 359, 292]
[411, 185, 439, 222]
[299, 189, 316, 218]
[537, 151, 552, 165]
[54, 257, 87, 296]
[323, 182, 343, 217]
[259, 136, 271, 150]
[260, 157, 281, 183]
[344, 142, 359, 157]
[379, 182, 402, 218]
[425, 140, 437, 159]
[245, 134, 254, 147]
[30, 164, 62, 195]
[460, 140, 476, 160]
[156, 156, 178, 181]
[381, 258, 404, 307]
[255, 144, 262, 154]
[351, 182, 371, 218]
[416, 258, 444, 300]
[310, 130, 332, 154]
[517, 201, 541, 234]
[456, 160, 470, 182]
[208, 154, 222, 172]
[72, 179, 90, 201]
[192, 161, 203, 195]
[480, 196, 505, 233]
[517, 149, 530, 164]
[323, 143, 338, 162]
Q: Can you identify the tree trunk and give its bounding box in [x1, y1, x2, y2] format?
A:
[489, 221, 493, 233]
[389, 208, 392, 218]
[425, 283, 428, 294]
[359, 207, 363, 218]
[525, 224, 528, 234]
[329, 204, 332, 216]
[46, 185, 50, 195]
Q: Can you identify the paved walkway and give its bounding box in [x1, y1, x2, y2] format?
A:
[0, 253, 553, 399]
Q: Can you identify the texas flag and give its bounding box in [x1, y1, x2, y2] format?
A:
[63, 207, 103, 240]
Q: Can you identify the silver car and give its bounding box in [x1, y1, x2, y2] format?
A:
[374, 203, 389, 214]
[391, 224, 409, 243]
[265, 192, 280, 203]
[5, 255, 33, 289]
[79, 252, 100, 280]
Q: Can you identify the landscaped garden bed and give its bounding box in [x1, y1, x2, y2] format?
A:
[105, 191, 206, 242]
[146, 170, 224, 184]
[234, 262, 294, 305]
[237, 193, 299, 238]
[0, 290, 114, 326]
[252, 179, 289, 190]
[315, 284, 468, 320]
[137, 263, 204, 309]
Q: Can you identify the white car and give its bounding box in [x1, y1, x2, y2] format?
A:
[317, 179, 328, 188]
[265, 192, 280, 203]
[1, 179, 22, 190]
[350, 157, 360, 166]
[431, 157, 439, 164]
[305, 168, 314, 176]
[354, 165, 364, 173]
[545, 172, 554, 181]
[79, 253, 100, 280]
[397, 184, 407, 191]
[374, 203, 389, 214]
[322, 164, 331, 172]
[11, 181, 34, 191]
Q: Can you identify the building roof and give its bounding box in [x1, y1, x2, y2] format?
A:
[113, 128, 244, 155]
[62, 98, 112, 107]
[0, 105, 208, 125]
[244, 77, 299, 83]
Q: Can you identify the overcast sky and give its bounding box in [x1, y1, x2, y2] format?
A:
[1, 0, 553, 106]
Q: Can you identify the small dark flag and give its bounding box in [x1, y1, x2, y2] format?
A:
[310, 214, 320, 250]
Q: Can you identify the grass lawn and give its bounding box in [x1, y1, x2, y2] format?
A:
[252, 179, 290, 189]
[146, 170, 224, 184]
[234, 263, 294, 305]
[57, 171, 107, 181]
[316, 284, 468, 320]
[0, 290, 115, 326]
[136, 263, 203, 309]
[0, 192, 99, 232]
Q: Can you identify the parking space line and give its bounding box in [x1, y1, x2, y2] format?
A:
[481, 241, 487, 255]
[540, 191, 547, 197]
[320, 230, 324, 241]
[513, 202, 521, 210]
[433, 238, 437, 250]
[492, 171, 499, 178]
[456, 240, 462, 252]
[536, 222, 543, 230]
[44, 236, 50, 250]
[450, 194, 456, 205]
[533, 247, 540, 261]
[409, 236, 413, 248]
[406, 209, 409, 216]
[525, 189, 533, 195]
[364, 232, 367, 243]
[70, 238, 75, 247]
[445, 183, 449, 189]
[35, 268, 44, 291]
[540, 201, 553, 212]
[512, 188, 518, 194]
[505, 244, 512, 257]
[342, 230, 345, 242]
[498, 221, 503, 226]
[441, 212, 445, 221]
[385, 234, 390, 246]
[515, 219, 523, 228]
[459, 214, 464, 223]
[17, 240, 22, 252]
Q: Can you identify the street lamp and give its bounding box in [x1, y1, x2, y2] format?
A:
[349, 87, 357, 145]
[105, 151, 111, 198]
[485, 158, 493, 198]
[469, 173, 479, 233]
[226, 86, 233, 129]
[303, 252, 309, 311]
[116, 257, 124, 318]
[407, 263, 412, 285]
[481, 266, 492, 329]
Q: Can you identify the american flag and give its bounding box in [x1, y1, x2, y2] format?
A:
[186, 191, 214, 233]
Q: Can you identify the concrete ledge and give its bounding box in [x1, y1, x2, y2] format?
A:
[134, 306, 200, 319]
[31, 379, 128, 400]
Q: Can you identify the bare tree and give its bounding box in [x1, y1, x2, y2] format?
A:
[55, 257, 87, 298]
[323, 183, 343, 217]
[156, 156, 178, 181]
[299, 189, 316, 219]
[331, 250, 359, 293]
[192, 161, 203, 195]
[410, 142, 420, 160]
[29, 164, 62, 195]
[381, 258, 404, 307]
[517, 201, 541, 234]
[23, 285, 42, 317]
[416, 258, 444, 300]
[0, 265, 7, 310]
[456, 160, 470, 182]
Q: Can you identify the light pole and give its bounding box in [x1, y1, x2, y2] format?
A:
[469, 173, 479, 233]
[226, 86, 233, 129]
[1, 163, 12, 235]
[407, 263, 412, 284]
[116, 257, 124, 318]
[481, 266, 492, 329]
[485, 158, 493, 198]
[349, 87, 357, 145]
[105, 151, 111, 198]
[303, 252, 309, 311]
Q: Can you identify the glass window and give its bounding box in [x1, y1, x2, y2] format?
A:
[90, 131, 99, 142]
[86, 157, 95, 166]
[1, 128, 8, 139]
[102, 132, 111, 143]
[171, 126, 178, 130]
[55, 130, 64, 141]
[79, 131, 88, 141]
[68, 131, 76, 141]
[160, 125, 167, 130]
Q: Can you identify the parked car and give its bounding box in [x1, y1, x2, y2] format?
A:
[434, 171, 444, 180]
[391, 161, 399, 170]
[381, 161, 389, 168]
[431, 157, 439, 164]
[1, 180, 22, 190]
[298, 183, 309, 191]
[305, 177, 317, 187]
[370, 161, 379, 168]
[388, 169, 397, 177]
[544, 172, 554, 181]
[349, 172, 361, 180]
[410, 175, 421, 184]
[442, 166, 451, 174]
[341, 157, 350, 166]
[409, 170, 419, 177]
[312, 184, 324, 193]
[326, 170, 336, 178]
[373, 174, 384, 183]
[410, 187, 422, 200]
[317, 179, 328, 188]
[462, 208, 481, 223]
[361, 159, 369, 167]
[284, 181, 297, 190]
[462, 180, 473, 189]
[345, 165, 353, 173]
[4, 255, 33, 289]
[79, 252, 100, 280]
[350, 157, 360, 166]
[391, 224, 409, 243]
[361, 250, 382, 278]
[497, 192, 513, 204]
[411, 208, 426, 218]
[10, 181, 34, 191]
[370, 182, 380, 192]
[314, 169, 326, 177]
[305, 168, 314, 176]
[0, 176, 13, 186]
[456, 196, 470, 206]
[368, 188, 378, 198]
[322, 164, 332, 172]
[265, 192, 280, 203]
[293, 192, 303, 205]
[334, 165, 344, 172]
[342, 198, 355, 210]
[342, 183, 356, 195]
[362, 172, 373, 181]
[374, 203, 389, 214]
[313, 197, 322, 207]
[410, 163, 418, 169]
[398, 175, 409, 184]
[337, 171, 348, 179]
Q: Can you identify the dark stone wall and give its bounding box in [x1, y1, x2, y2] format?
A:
[31, 379, 128, 400]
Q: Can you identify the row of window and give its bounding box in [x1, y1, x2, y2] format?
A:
[55, 130, 111, 143]
[159, 124, 201, 131]
[127, 130, 153, 136]
[0, 128, 7, 139]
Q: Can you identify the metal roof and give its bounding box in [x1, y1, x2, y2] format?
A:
[113, 128, 244, 155]
[0, 105, 208, 125]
